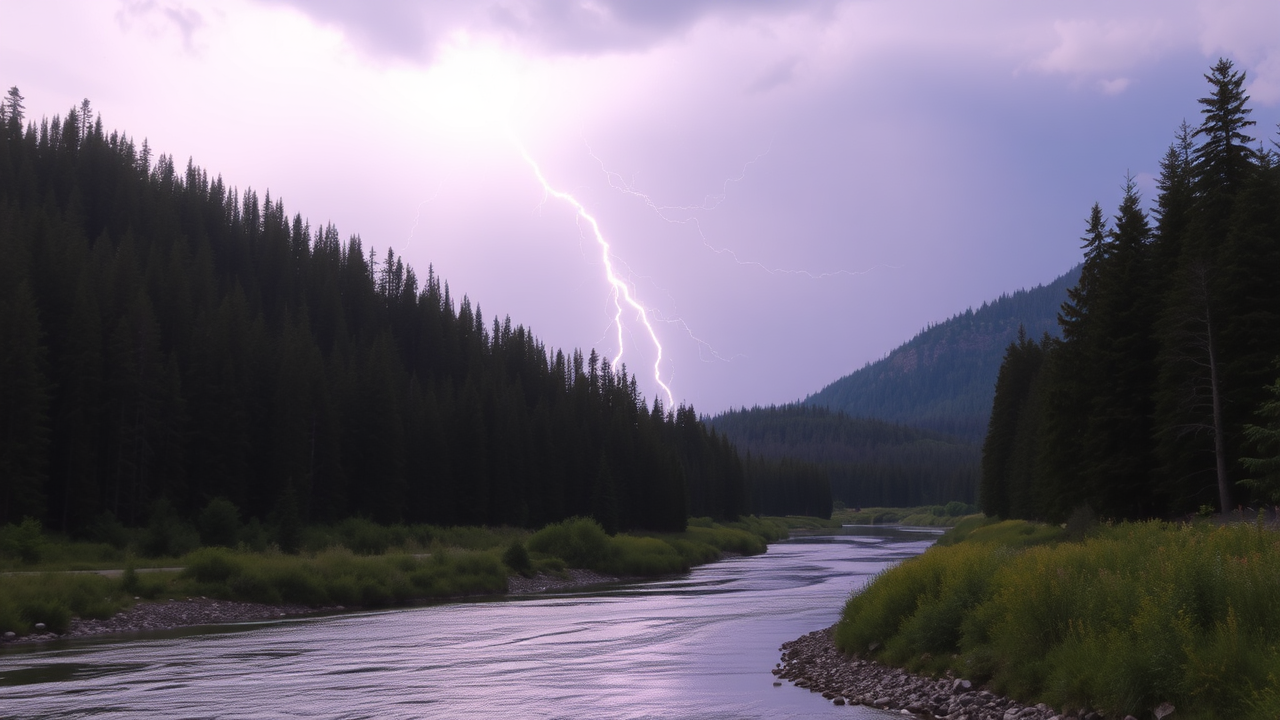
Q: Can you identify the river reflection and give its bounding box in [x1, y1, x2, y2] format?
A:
[0, 526, 937, 719]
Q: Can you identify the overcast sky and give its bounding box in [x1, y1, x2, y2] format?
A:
[5, 1, 1279, 413]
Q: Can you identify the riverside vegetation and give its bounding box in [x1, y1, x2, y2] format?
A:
[834, 503, 980, 527]
[835, 516, 1280, 719]
[0, 515, 789, 637]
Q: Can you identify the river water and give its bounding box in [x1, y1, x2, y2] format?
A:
[0, 527, 937, 719]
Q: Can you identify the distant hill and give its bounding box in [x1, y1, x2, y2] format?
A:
[709, 405, 977, 507]
[803, 265, 1082, 442]
[709, 265, 1081, 507]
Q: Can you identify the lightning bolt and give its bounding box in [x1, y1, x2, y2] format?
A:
[404, 182, 443, 250]
[513, 140, 675, 408]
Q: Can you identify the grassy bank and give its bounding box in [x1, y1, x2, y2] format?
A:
[1, 515, 793, 636]
[833, 504, 980, 527]
[835, 517, 1280, 719]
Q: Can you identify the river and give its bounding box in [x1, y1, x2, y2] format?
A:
[0, 526, 937, 719]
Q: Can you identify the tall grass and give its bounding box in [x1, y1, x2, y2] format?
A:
[0, 573, 127, 634]
[178, 547, 508, 607]
[835, 519, 1280, 719]
[526, 516, 786, 576]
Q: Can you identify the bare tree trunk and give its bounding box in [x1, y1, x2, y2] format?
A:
[1206, 311, 1231, 512]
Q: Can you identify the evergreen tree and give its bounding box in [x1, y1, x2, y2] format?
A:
[0, 278, 53, 523]
[1083, 177, 1157, 518]
[2, 86, 23, 129]
[1240, 368, 1280, 503]
[981, 328, 1044, 519]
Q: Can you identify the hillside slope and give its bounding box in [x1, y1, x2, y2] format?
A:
[803, 265, 1081, 441]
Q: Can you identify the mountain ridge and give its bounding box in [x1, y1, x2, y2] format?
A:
[803, 264, 1082, 441]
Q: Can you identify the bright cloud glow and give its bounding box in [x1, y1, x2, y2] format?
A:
[422, 38, 530, 133]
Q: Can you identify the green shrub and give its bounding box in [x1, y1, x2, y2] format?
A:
[664, 538, 722, 566]
[604, 535, 686, 575]
[197, 498, 241, 547]
[527, 517, 611, 568]
[143, 500, 199, 558]
[0, 573, 128, 635]
[502, 541, 531, 574]
[336, 518, 394, 555]
[270, 566, 326, 605]
[228, 569, 281, 604]
[182, 548, 245, 583]
[121, 564, 140, 594]
[239, 517, 270, 552]
[1, 517, 46, 564]
[85, 512, 132, 550]
[685, 525, 767, 555]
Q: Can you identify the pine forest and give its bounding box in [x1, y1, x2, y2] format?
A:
[0, 89, 785, 537]
[982, 60, 1280, 522]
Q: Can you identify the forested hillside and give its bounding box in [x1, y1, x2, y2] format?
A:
[983, 60, 1280, 521]
[804, 265, 1080, 441]
[710, 405, 977, 507]
[0, 90, 756, 535]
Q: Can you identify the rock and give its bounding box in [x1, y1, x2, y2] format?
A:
[833, 697, 845, 705]
[34, 623, 46, 630]
[1153, 702, 1175, 720]
[773, 681, 781, 687]
[1124, 716, 1139, 720]
[3, 631, 15, 639]
[874, 696, 892, 707]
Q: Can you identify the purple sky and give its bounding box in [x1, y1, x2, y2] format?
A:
[5, 1, 1280, 413]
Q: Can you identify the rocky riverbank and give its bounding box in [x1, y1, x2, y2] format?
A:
[3, 597, 321, 645]
[775, 626, 1161, 720]
[2, 569, 627, 646]
[506, 568, 622, 594]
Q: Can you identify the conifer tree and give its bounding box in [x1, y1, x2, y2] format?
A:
[1084, 177, 1157, 518]
[1240, 369, 1280, 503]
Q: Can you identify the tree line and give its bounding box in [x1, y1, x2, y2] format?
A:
[711, 404, 977, 509]
[0, 89, 763, 535]
[982, 60, 1280, 521]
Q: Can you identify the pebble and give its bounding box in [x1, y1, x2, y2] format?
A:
[774, 626, 1107, 720]
[506, 569, 622, 594]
